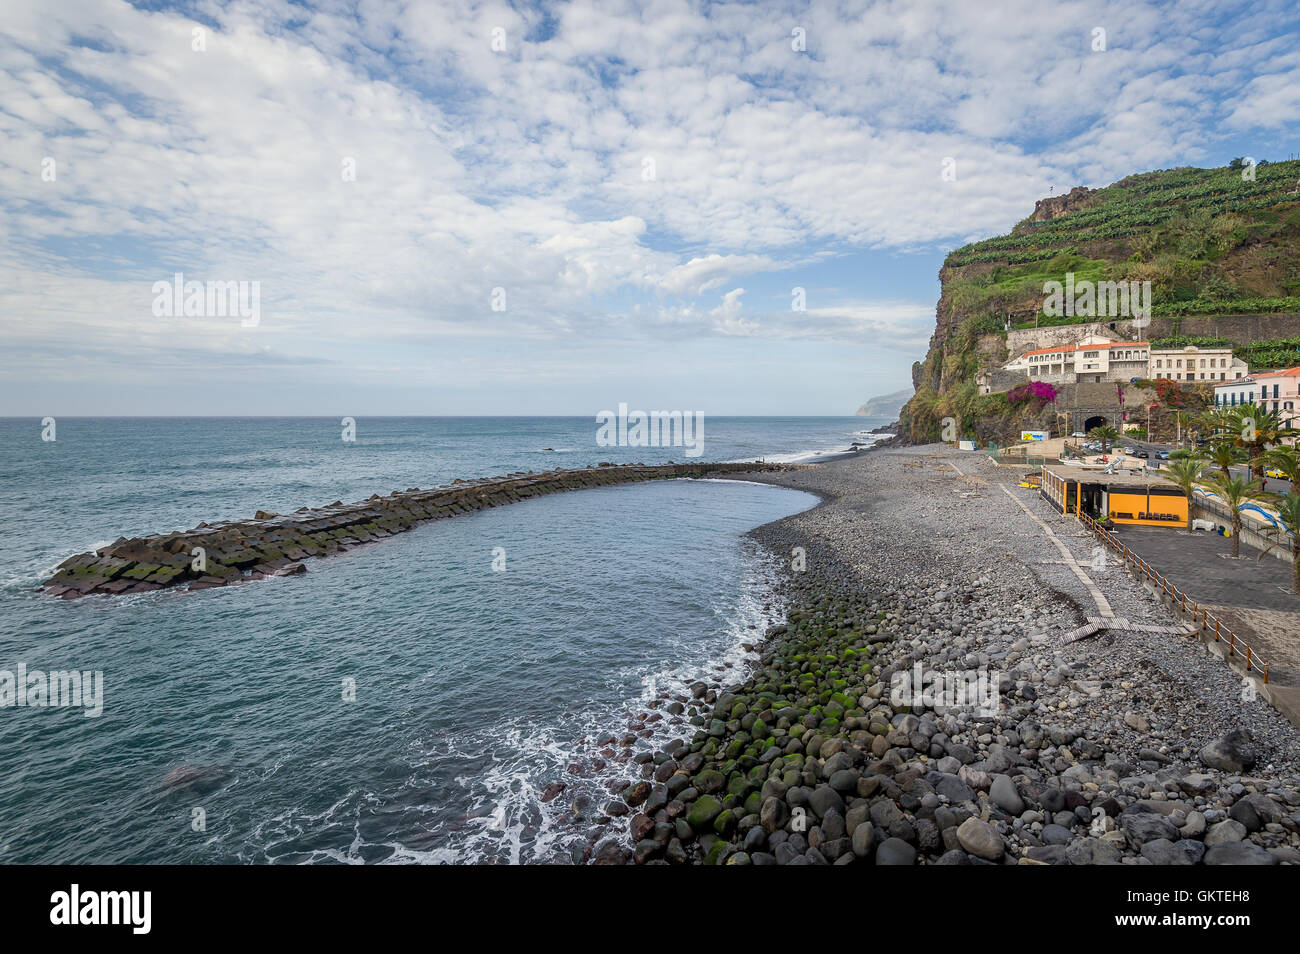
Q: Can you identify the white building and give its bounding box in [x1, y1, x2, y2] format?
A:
[1002, 335, 1249, 389]
[1214, 368, 1300, 429]
[1003, 334, 1150, 385]
[1150, 345, 1247, 382]
[1213, 377, 1257, 407]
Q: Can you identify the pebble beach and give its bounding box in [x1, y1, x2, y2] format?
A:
[590, 443, 1300, 865]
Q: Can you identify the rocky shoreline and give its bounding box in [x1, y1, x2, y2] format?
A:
[588, 443, 1300, 865]
[40, 461, 804, 599]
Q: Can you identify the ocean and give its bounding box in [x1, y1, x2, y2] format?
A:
[0, 416, 891, 863]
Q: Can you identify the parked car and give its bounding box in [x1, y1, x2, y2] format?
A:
[1156, 450, 1170, 460]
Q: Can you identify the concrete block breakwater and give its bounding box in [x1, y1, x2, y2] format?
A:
[41, 462, 804, 599]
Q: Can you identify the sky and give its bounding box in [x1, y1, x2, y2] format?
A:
[2, 0, 1299, 416]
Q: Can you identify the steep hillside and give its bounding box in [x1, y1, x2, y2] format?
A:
[856, 388, 913, 417]
[900, 160, 1300, 443]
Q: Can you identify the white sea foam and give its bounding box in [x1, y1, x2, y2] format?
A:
[386, 540, 790, 865]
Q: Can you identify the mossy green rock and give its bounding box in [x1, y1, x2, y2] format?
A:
[695, 769, 725, 794]
[687, 794, 723, 832]
[713, 809, 737, 838]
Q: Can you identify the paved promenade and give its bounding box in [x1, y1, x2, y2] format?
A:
[1114, 525, 1300, 699]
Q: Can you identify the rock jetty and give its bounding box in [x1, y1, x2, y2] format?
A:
[41, 461, 802, 599]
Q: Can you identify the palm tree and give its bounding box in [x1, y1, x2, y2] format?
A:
[1088, 424, 1120, 454]
[1198, 406, 1238, 440]
[1270, 494, 1300, 594]
[1206, 439, 1244, 482]
[1262, 445, 1300, 495]
[1229, 403, 1291, 486]
[1163, 456, 1207, 534]
[1204, 474, 1271, 558]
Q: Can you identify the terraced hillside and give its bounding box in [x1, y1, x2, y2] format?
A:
[902, 160, 1300, 444]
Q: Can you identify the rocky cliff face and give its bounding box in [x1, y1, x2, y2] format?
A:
[896, 161, 1300, 445]
[1025, 186, 1093, 226]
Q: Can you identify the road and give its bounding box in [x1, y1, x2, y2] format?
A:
[1072, 436, 1295, 495]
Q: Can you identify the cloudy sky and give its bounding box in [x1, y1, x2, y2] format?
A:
[2, 0, 1298, 415]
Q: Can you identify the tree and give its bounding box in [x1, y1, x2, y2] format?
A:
[1262, 445, 1300, 494]
[1206, 439, 1244, 482]
[1163, 456, 1207, 533]
[1228, 403, 1293, 486]
[1204, 474, 1271, 558]
[1088, 423, 1120, 454]
[1198, 406, 1238, 442]
[1267, 494, 1300, 594]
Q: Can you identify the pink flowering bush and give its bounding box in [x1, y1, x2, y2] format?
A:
[1006, 381, 1058, 407]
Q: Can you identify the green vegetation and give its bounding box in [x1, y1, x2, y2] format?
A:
[1204, 474, 1272, 558]
[1262, 445, 1300, 494]
[945, 161, 1300, 329]
[900, 161, 1300, 443]
[948, 162, 1300, 270]
[1266, 494, 1300, 593]
[1087, 423, 1119, 453]
[1163, 455, 1208, 534]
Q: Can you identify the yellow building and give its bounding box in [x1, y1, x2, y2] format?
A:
[1040, 465, 1188, 527]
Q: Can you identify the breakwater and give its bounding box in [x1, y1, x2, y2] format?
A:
[40, 461, 804, 599]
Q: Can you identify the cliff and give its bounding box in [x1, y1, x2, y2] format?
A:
[899, 160, 1300, 444]
[856, 388, 913, 417]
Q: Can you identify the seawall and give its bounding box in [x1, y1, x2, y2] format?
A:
[42, 461, 807, 599]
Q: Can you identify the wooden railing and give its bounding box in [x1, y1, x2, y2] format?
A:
[1078, 511, 1270, 683]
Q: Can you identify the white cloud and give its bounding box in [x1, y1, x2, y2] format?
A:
[0, 0, 1294, 410]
